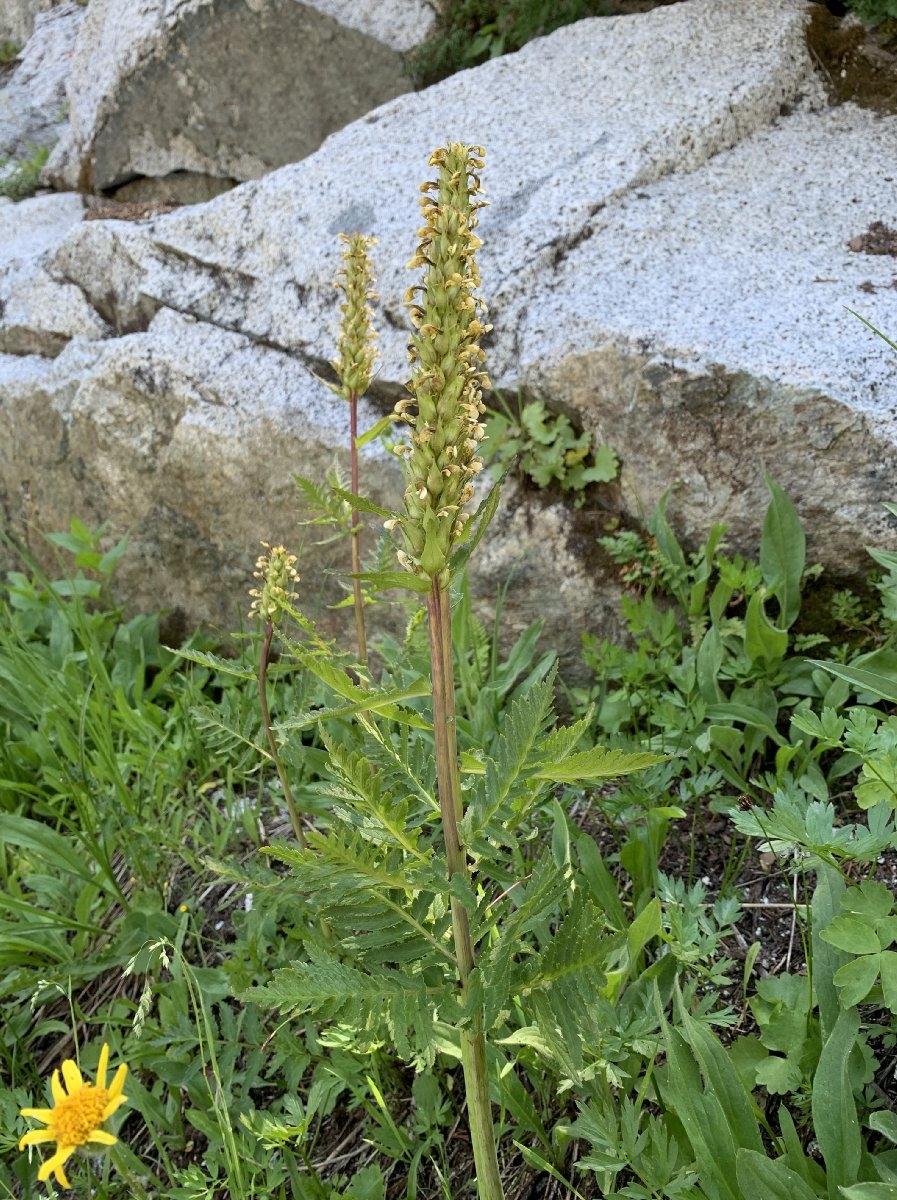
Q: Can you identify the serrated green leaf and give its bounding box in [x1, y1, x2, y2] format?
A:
[330, 487, 394, 519]
[755, 1054, 804, 1096]
[354, 569, 433, 596]
[276, 677, 432, 732]
[170, 646, 257, 679]
[531, 746, 664, 783]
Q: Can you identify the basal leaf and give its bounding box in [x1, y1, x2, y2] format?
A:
[760, 475, 805, 629]
[811, 1006, 861, 1195]
[735, 1149, 821, 1200]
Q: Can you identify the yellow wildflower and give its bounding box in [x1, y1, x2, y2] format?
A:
[19, 1042, 128, 1189]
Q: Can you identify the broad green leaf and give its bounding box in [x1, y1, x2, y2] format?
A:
[704, 702, 787, 746]
[879, 950, 897, 1014]
[450, 478, 504, 576]
[821, 917, 882, 956]
[810, 655, 897, 706]
[840, 1187, 897, 1200]
[756, 1054, 803, 1096]
[841, 880, 894, 921]
[832, 955, 881, 1008]
[650, 492, 686, 571]
[627, 897, 661, 961]
[677, 1004, 764, 1157]
[870, 1111, 897, 1144]
[0, 815, 106, 889]
[736, 1149, 822, 1200]
[812, 1006, 861, 1198]
[550, 799, 571, 869]
[745, 592, 788, 663]
[575, 834, 627, 930]
[697, 624, 725, 704]
[760, 474, 805, 628]
[812, 866, 849, 1040]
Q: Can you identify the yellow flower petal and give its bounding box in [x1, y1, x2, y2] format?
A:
[19, 1129, 54, 1148]
[102, 1093, 128, 1119]
[61, 1060, 83, 1095]
[38, 1145, 74, 1187]
[87, 1129, 117, 1147]
[51, 1069, 66, 1105]
[95, 1043, 109, 1091]
[19, 1107, 54, 1123]
[107, 1063, 128, 1101]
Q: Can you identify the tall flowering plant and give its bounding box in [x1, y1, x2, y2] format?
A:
[243, 144, 660, 1200]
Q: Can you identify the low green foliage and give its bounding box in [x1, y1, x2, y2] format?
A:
[0, 143, 49, 201]
[406, 0, 611, 87]
[846, 0, 897, 24]
[0, 39, 21, 63]
[483, 392, 618, 503]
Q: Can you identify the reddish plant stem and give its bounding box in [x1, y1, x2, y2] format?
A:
[427, 580, 505, 1200]
[349, 392, 368, 669]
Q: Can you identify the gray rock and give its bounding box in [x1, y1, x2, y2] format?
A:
[2, 0, 896, 671]
[0, 2, 83, 160]
[0, 307, 401, 644]
[0, 192, 109, 353]
[0, 0, 67, 46]
[44, 0, 437, 192]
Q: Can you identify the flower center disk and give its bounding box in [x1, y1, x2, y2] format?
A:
[52, 1085, 109, 1145]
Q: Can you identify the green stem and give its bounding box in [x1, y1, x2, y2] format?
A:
[349, 392, 368, 669]
[426, 580, 505, 1200]
[259, 620, 307, 847]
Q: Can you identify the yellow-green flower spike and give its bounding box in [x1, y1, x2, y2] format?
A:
[248, 542, 299, 623]
[332, 233, 379, 400]
[389, 144, 491, 586]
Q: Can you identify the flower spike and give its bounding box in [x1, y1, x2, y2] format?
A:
[332, 233, 379, 401]
[389, 143, 491, 586]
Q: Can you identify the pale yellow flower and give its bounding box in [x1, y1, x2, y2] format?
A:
[248, 541, 300, 623]
[19, 1043, 129, 1189]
